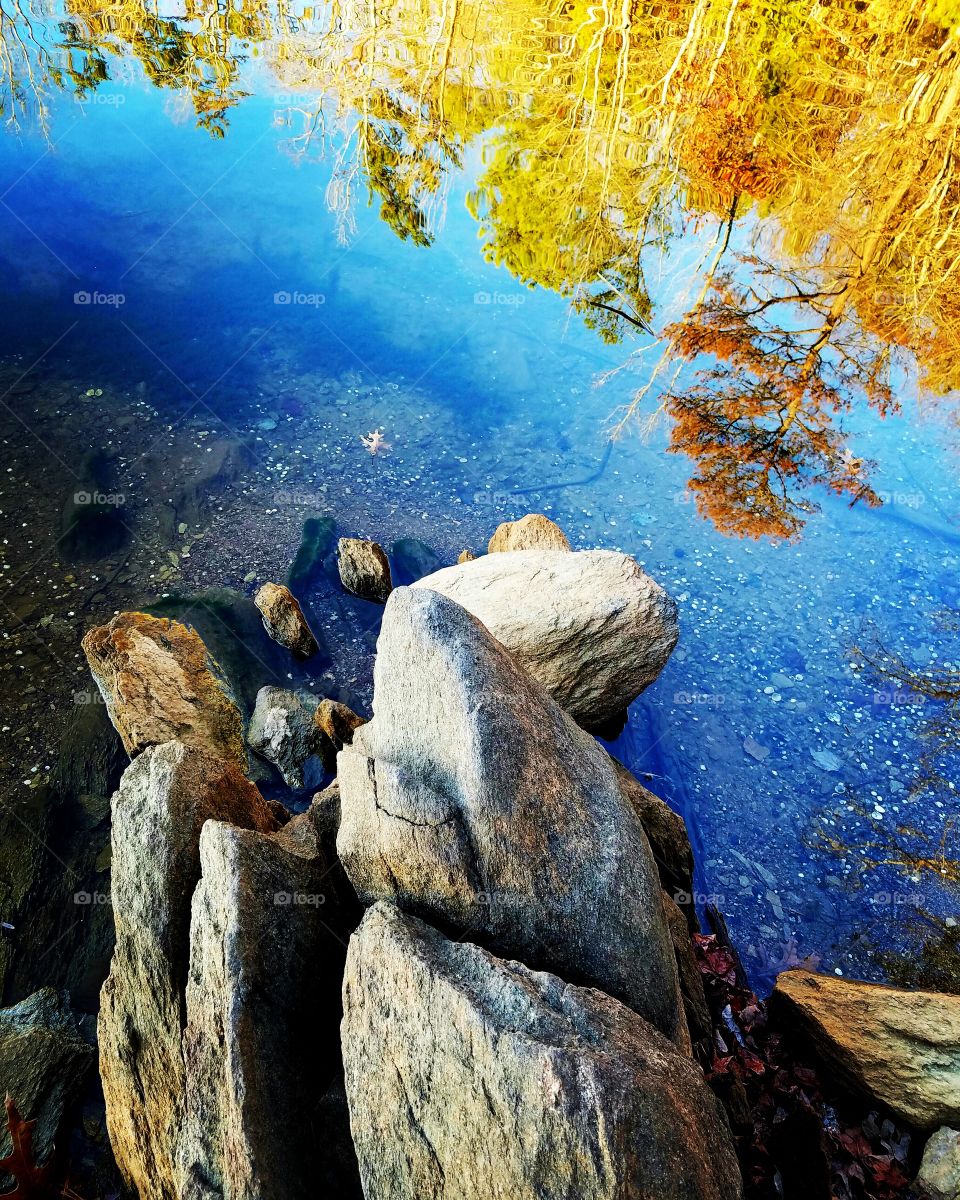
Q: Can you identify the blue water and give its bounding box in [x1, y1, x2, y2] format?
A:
[2, 52, 959, 989]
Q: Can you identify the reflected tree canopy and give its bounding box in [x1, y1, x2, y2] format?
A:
[4, 0, 960, 536]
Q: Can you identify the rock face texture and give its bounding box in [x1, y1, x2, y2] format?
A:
[337, 587, 685, 1044]
[99, 742, 277, 1200]
[253, 582, 319, 658]
[412, 549, 678, 727]
[247, 686, 327, 790]
[82, 612, 247, 768]
[488, 512, 571, 552]
[917, 1127, 960, 1199]
[0, 988, 94, 1171]
[342, 903, 741, 1200]
[773, 969, 960, 1129]
[179, 806, 356, 1200]
[337, 538, 393, 603]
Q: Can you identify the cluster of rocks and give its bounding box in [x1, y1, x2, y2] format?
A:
[7, 510, 952, 1199]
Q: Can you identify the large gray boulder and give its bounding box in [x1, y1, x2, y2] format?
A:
[411, 549, 678, 728]
[179, 805, 357, 1200]
[773, 969, 960, 1129]
[98, 742, 278, 1200]
[337, 587, 685, 1045]
[342, 903, 742, 1200]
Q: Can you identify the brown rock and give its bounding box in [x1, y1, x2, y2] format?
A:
[81, 612, 246, 769]
[487, 512, 571, 552]
[253, 582, 319, 658]
[916, 1126, 960, 1199]
[99, 742, 277, 1200]
[314, 699, 365, 753]
[337, 538, 393, 603]
[773, 969, 960, 1128]
[457, 549, 476, 563]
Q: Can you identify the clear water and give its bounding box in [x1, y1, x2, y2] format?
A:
[1, 13, 959, 992]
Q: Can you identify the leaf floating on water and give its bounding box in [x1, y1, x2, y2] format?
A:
[811, 749, 842, 772]
[743, 735, 769, 761]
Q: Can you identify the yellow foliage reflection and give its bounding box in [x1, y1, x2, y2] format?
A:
[4, 0, 960, 537]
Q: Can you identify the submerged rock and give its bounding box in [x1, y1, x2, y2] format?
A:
[99, 742, 277, 1200]
[314, 698, 365, 752]
[773, 969, 960, 1129]
[389, 537, 442, 585]
[179, 806, 356, 1200]
[287, 515, 336, 592]
[412, 549, 678, 728]
[337, 587, 685, 1043]
[82, 612, 247, 769]
[0, 988, 94, 1173]
[487, 511, 571, 552]
[342, 903, 742, 1200]
[337, 538, 393, 603]
[247, 686, 327, 790]
[253, 582, 319, 659]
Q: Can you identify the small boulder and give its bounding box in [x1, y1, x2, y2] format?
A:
[82, 612, 246, 769]
[412, 549, 678, 728]
[99, 742, 277, 1200]
[916, 1127, 960, 1199]
[457, 549, 476, 563]
[337, 587, 685, 1043]
[247, 687, 328, 789]
[337, 538, 393, 603]
[314, 699, 365, 752]
[773, 969, 960, 1129]
[253, 582, 319, 659]
[389, 538, 441, 585]
[342, 903, 742, 1200]
[0, 988, 94, 1172]
[488, 511, 570, 552]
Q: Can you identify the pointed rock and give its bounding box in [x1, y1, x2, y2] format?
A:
[412, 549, 678, 727]
[773, 969, 960, 1129]
[98, 742, 277, 1200]
[179, 806, 359, 1199]
[82, 612, 246, 769]
[342, 903, 742, 1200]
[337, 587, 685, 1043]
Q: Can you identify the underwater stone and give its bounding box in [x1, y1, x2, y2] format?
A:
[337, 538, 393, 603]
[254, 582, 319, 659]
